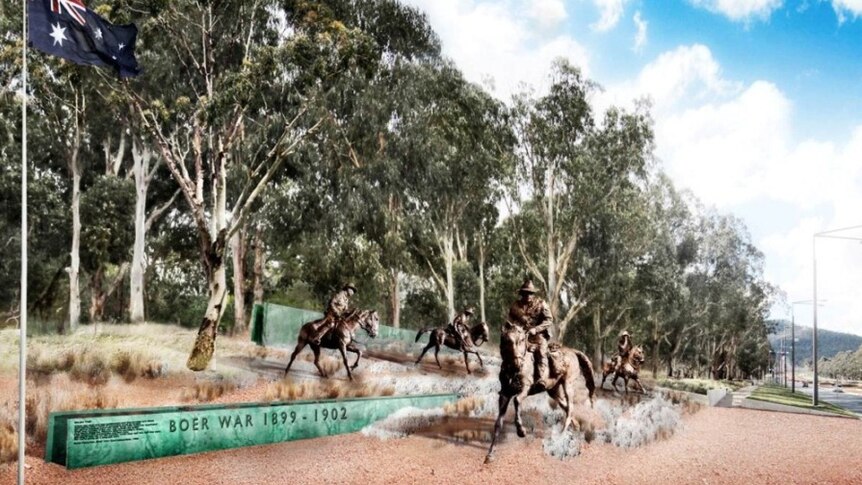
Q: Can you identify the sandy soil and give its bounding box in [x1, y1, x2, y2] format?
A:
[2, 406, 860, 485]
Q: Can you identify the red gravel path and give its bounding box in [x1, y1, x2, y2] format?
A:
[3, 406, 861, 485]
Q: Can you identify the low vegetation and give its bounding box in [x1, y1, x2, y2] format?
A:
[181, 380, 238, 403]
[749, 385, 858, 418]
[265, 378, 395, 402]
[656, 378, 746, 395]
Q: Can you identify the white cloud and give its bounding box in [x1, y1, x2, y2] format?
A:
[527, 0, 568, 29]
[633, 11, 648, 52]
[402, 0, 590, 99]
[591, 0, 630, 31]
[598, 44, 740, 115]
[611, 44, 862, 334]
[688, 0, 784, 22]
[832, 0, 862, 22]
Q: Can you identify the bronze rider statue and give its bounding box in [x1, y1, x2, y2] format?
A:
[310, 283, 357, 346]
[507, 279, 556, 390]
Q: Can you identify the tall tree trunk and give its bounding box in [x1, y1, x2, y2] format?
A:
[389, 269, 400, 328]
[187, 249, 228, 371]
[187, 140, 229, 371]
[444, 232, 455, 322]
[252, 228, 265, 306]
[230, 225, 247, 334]
[129, 144, 150, 322]
[68, 167, 81, 333]
[478, 238, 486, 324]
[592, 306, 602, 368]
[88, 267, 104, 323]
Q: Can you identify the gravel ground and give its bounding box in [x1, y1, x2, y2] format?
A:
[3, 406, 861, 484]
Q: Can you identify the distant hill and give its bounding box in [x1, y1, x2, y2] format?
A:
[769, 321, 862, 365]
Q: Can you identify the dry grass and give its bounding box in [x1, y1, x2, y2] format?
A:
[24, 377, 118, 444]
[27, 346, 164, 386]
[181, 380, 238, 403]
[443, 396, 484, 417]
[662, 389, 705, 415]
[0, 416, 16, 464]
[265, 378, 395, 402]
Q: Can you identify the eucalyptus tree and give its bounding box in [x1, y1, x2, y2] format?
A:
[402, 62, 514, 321]
[509, 62, 653, 341]
[128, 0, 376, 370]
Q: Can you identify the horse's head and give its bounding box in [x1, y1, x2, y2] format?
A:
[631, 346, 645, 366]
[500, 321, 527, 369]
[473, 321, 490, 346]
[359, 310, 379, 338]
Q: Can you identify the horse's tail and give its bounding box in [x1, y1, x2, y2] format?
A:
[415, 327, 431, 343]
[574, 350, 596, 402]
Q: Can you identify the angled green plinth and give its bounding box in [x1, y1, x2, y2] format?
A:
[251, 302, 443, 349]
[46, 393, 456, 469]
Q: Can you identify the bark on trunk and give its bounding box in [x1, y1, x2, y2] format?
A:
[68, 168, 81, 333]
[478, 238, 486, 324]
[252, 229, 265, 306]
[388, 269, 400, 328]
[129, 144, 151, 322]
[445, 235, 455, 322]
[187, 246, 228, 371]
[230, 225, 247, 334]
[88, 267, 104, 323]
[592, 306, 603, 369]
[444, 233, 455, 322]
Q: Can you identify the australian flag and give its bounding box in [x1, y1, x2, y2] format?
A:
[28, 0, 141, 78]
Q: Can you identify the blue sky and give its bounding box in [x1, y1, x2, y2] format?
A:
[404, 0, 862, 335]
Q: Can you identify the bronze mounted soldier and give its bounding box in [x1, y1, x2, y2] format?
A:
[613, 330, 633, 371]
[507, 279, 556, 390]
[310, 283, 357, 346]
[447, 307, 475, 348]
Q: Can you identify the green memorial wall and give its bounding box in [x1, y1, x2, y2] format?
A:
[250, 302, 431, 348]
[46, 393, 457, 469]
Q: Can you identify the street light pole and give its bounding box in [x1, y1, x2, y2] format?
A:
[791, 309, 795, 392]
[811, 223, 862, 407]
[812, 237, 818, 406]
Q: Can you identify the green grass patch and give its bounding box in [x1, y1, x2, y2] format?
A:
[749, 384, 859, 418]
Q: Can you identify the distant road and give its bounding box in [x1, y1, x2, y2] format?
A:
[796, 385, 862, 416]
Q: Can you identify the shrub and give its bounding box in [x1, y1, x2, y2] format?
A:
[181, 380, 237, 403]
[0, 419, 16, 464]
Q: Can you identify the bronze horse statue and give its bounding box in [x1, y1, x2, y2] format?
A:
[600, 345, 646, 394]
[283, 309, 379, 381]
[414, 321, 490, 374]
[485, 322, 595, 464]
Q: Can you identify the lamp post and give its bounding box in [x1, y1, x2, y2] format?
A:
[791, 299, 825, 393]
[812, 224, 862, 406]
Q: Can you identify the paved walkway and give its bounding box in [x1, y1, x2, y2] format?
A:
[730, 385, 756, 407]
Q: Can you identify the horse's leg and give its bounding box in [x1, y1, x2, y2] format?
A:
[347, 342, 362, 370]
[623, 375, 629, 395]
[284, 339, 307, 375]
[600, 370, 608, 390]
[612, 372, 622, 393]
[433, 345, 442, 369]
[312, 345, 326, 378]
[559, 379, 577, 432]
[512, 387, 530, 438]
[415, 340, 434, 365]
[476, 350, 484, 368]
[462, 350, 471, 374]
[634, 376, 646, 394]
[338, 344, 353, 381]
[485, 394, 511, 464]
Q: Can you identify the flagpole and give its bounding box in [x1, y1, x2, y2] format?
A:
[19, 0, 28, 482]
